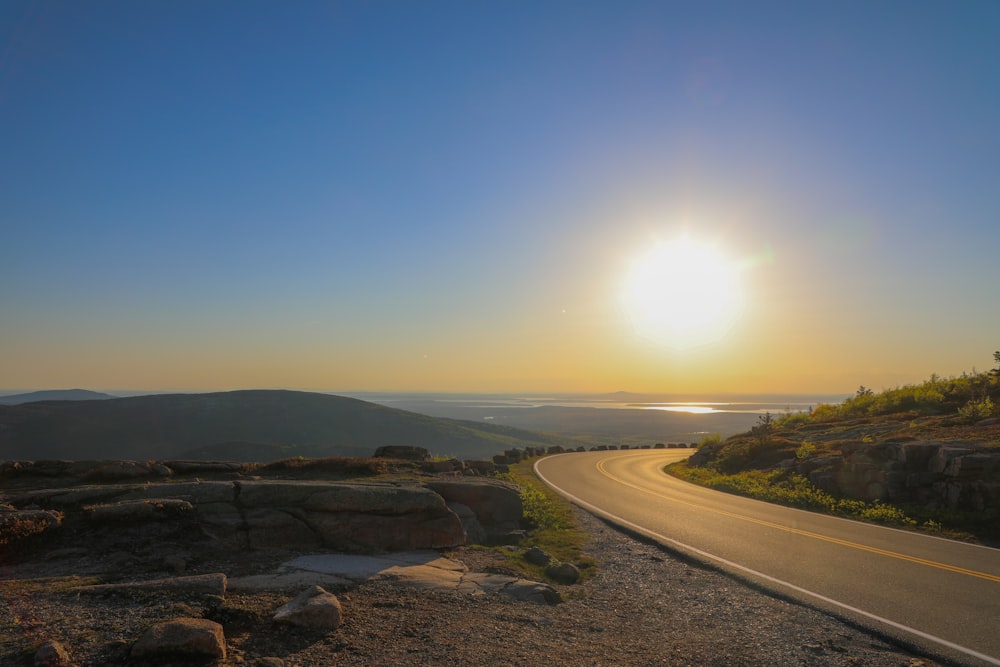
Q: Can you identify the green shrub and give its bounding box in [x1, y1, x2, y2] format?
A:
[776, 411, 811, 427]
[698, 433, 723, 448]
[795, 440, 817, 460]
[958, 396, 995, 421]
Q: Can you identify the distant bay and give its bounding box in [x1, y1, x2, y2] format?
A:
[343, 392, 850, 446]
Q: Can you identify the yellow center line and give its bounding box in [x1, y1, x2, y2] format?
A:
[595, 455, 1000, 585]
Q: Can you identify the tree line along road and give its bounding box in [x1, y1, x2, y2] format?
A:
[534, 449, 1000, 666]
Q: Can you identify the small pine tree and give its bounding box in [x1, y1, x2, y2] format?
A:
[752, 412, 774, 447]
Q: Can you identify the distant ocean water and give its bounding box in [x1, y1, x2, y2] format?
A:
[336, 392, 852, 444]
[344, 392, 849, 417]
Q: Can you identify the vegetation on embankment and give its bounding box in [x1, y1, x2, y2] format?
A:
[668, 353, 1000, 544]
[497, 461, 597, 582]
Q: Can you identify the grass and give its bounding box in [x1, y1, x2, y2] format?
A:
[666, 462, 942, 530]
[496, 461, 597, 582]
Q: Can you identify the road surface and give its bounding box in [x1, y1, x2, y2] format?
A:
[535, 449, 1000, 666]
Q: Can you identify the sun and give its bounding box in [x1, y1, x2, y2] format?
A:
[622, 237, 744, 349]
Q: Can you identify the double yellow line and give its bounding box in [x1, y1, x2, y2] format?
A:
[595, 455, 1000, 585]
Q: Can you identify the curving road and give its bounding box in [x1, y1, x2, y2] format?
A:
[535, 450, 1000, 666]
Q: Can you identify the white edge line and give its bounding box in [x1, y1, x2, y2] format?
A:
[533, 455, 1000, 667]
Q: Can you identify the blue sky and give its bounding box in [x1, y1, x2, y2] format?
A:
[2, 1, 999, 393]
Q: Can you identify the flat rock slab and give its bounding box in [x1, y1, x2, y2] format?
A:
[287, 550, 467, 579]
[228, 551, 560, 604]
[73, 573, 227, 596]
[228, 550, 460, 591]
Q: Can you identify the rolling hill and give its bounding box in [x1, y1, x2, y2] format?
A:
[0, 389, 115, 405]
[0, 390, 587, 461]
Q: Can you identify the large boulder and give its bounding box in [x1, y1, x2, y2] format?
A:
[235, 481, 466, 551]
[426, 479, 523, 543]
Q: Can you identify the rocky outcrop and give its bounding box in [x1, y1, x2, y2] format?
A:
[796, 441, 1000, 510]
[5, 480, 468, 552]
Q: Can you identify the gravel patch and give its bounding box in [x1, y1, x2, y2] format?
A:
[0, 507, 942, 666]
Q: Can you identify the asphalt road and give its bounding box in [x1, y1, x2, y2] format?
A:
[534, 450, 1000, 666]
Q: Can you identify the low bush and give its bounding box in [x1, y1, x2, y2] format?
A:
[795, 440, 817, 460]
[958, 396, 995, 422]
[776, 411, 811, 427]
[667, 463, 919, 528]
[697, 433, 722, 448]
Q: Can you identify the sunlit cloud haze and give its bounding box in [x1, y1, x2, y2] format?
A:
[2, 1, 998, 395]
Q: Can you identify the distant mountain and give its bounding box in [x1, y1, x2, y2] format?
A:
[0, 389, 116, 405]
[0, 389, 585, 461]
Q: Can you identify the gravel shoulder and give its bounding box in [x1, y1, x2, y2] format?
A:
[0, 506, 943, 667]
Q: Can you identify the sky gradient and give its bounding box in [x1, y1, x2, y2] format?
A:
[2, 1, 999, 395]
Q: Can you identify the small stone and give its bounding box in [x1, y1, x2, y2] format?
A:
[502, 580, 562, 604]
[253, 658, 285, 667]
[524, 546, 552, 565]
[273, 585, 343, 631]
[545, 561, 580, 584]
[131, 618, 226, 660]
[34, 640, 71, 666]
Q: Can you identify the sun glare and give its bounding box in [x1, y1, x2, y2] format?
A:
[622, 237, 744, 349]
